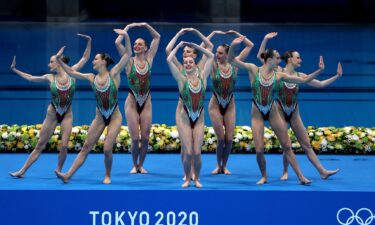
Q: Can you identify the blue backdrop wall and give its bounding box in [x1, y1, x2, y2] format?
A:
[0, 22, 374, 127]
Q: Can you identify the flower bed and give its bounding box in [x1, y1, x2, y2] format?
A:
[1, 124, 374, 154]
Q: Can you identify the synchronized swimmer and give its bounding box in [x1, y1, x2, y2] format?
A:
[8, 24, 342, 188]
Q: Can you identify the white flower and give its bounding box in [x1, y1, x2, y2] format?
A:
[366, 128, 373, 136]
[10, 131, 16, 136]
[321, 138, 327, 147]
[156, 137, 161, 142]
[1, 132, 8, 139]
[170, 130, 179, 139]
[309, 132, 314, 137]
[72, 127, 79, 133]
[292, 143, 296, 148]
[207, 138, 213, 145]
[365, 145, 371, 152]
[360, 133, 366, 138]
[246, 144, 251, 151]
[75, 143, 81, 151]
[24, 145, 29, 150]
[208, 128, 215, 135]
[16, 132, 21, 137]
[242, 126, 251, 131]
[316, 131, 323, 136]
[234, 138, 239, 143]
[36, 131, 40, 138]
[264, 133, 272, 139]
[80, 130, 88, 135]
[176, 139, 180, 143]
[54, 129, 60, 135]
[344, 127, 352, 134]
[328, 145, 334, 150]
[116, 143, 121, 148]
[100, 134, 106, 141]
[352, 135, 359, 141]
[372, 138, 375, 142]
[235, 133, 243, 140]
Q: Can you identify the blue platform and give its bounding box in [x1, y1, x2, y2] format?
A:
[1, 154, 375, 225]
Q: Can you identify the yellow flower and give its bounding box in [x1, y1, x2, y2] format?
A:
[68, 141, 74, 149]
[324, 129, 332, 135]
[240, 141, 247, 148]
[327, 135, 336, 142]
[28, 128, 35, 137]
[312, 140, 321, 150]
[17, 142, 24, 149]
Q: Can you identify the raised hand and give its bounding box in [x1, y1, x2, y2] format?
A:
[183, 28, 195, 33]
[114, 28, 126, 35]
[10, 56, 16, 70]
[264, 32, 278, 40]
[318, 56, 325, 71]
[56, 46, 66, 59]
[231, 35, 245, 45]
[226, 30, 240, 35]
[337, 62, 343, 76]
[212, 30, 226, 35]
[181, 41, 193, 48]
[77, 33, 92, 41]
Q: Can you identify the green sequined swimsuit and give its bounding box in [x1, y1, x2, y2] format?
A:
[252, 69, 277, 120]
[128, 58, 151, 114]
[50, 75, 75, 123]
[180, 76, 205, 127]
[92, 75, 118, 125]
[212, 63, 236, 115]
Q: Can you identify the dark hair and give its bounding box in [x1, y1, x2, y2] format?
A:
[281, 50, 297, 64]
[138, 38, 148, 48]
[219, 44, 230, 54]
[260, 48, 277, 62]
[193, 48, 199, 58]
[184, 46, 199, 58]
[60, 55, 70, 64]
[99, 53, 114, 68]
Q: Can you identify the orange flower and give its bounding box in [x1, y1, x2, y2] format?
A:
[312, 140, 321, 150]
[327, 135, 336, 142]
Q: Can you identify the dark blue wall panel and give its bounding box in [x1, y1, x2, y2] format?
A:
[0, 23, 374, 126]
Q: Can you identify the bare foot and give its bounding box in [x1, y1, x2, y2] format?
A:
[194, 180, 203, 188]
[300, 177, 312, 185]
[280, 172, 288, 181]
[182, 180, 190, 188]
[182, 175, 195, 181]
[55, 170, 70, 183]
[321, 169, 339, 180]
[138, 166, 148, 174]
[103, 176, 111, 184]
[222, 167, 231, 175]
[256, 177, 267, 185]
[9, 170, 25, 178]
[211, 167, 221, 174]
[130, 166, 138, 174]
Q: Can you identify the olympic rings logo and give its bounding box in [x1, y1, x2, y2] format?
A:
[337, 208, 375, 225]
